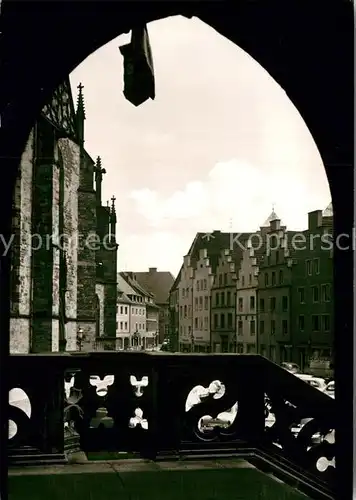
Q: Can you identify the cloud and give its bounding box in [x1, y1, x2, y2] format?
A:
[128, 158, 313, 231]
[129, 180, 209, 227]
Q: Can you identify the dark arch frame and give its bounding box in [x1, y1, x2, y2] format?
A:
[1, 1, 353, 497]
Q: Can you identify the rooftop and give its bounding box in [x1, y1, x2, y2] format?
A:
[261, 209, 281, 228]
[322, 202, 333, 217]
[133, 269, 175, 304]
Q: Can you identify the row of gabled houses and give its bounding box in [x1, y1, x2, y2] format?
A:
[169, 205, 334, 372]
[115, 268, 174, 350]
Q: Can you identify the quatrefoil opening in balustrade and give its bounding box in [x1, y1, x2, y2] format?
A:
[130, 375, 149, 397]
[90, 407, 114, 429]
[129, 408, 148, 430]
[317, 456, 335, 472]
[89, 375, 115, 396]
[185, 380, 238, 434]
[185, 380, 225, 412]
[198, 402, 238, 434]
[65, 376, 75, 400]
[8, 388, 32, 439]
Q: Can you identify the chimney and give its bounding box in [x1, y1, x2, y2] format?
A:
[270, 219, 281, 232]
[149, 267, 157, 273]
[308, 210, 323, 230]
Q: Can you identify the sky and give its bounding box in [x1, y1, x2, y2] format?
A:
[70, 16, 331, 277]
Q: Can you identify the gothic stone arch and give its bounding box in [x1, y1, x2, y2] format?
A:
[0, 1, 353, 491]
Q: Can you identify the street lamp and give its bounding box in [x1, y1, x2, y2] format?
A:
[77, 328, 85, 351]
[190, 331, 195, 353]
[132, 329, 139, 350]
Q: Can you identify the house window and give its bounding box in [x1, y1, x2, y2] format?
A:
[279, 269, 284, 284]
[125, 306, 128, 314]
[120, 306, 123, 314]
[204, 296, 209, 310]
[220, 314, 225, 328]
[124, 321, 128, 329]
[221, 292, 225, 305]
[214, 314, 218, 328]
[270, 297, 276, 311]
[306, 260, 312, 276]
[241, 276, 245, 286]
[194, 317, 198, 329]
[199, 296, 203, 310]
[259, 320, 265, 334]
[282, 296, 288, 312]
[250, 320, 256, 335]
[216, 293, 220, 306]
[321, 284, 331, 302]
[271, 320, 276, 335]
[204, 317, 208, 330]
[197, 281, 200, 292]
[259, 298, 265, 312]
[282, 319, 288, 335]
[322, 315, 330, 331]
[312, 285, 319, 302]
[224, 273, 228, 285]
[238, 320, 243, 335]
[186, 287, 189, 298]
[264, 273, 269, 286]
[184, 305, 187, 317]
[203, 279, 207, 290]
[180, 306, 182, 318]
[219, 274, 223, 286]
[298, 315, 305, 331]
[227, 291, 231, 306]
[312, 315, 320, 331]
[271, 272, 276, 286]
[238, 297, 243, 312]
[250, 296, 255, 310]
[314, 258, 320, 275]
[298, 287, 305, 303]
[194, 298, 198, 311]
[182, 288, 185, 298]
[120, 321, 123, 330]
[249, 273, 252, 284]
[227, 313, 233, 328]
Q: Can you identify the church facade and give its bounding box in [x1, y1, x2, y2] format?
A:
[10, 79, 118, 353]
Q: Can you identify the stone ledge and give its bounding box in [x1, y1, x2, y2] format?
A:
[8, 458, 255, 476]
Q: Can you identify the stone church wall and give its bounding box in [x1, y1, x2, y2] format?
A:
[10, 130, 34, 353]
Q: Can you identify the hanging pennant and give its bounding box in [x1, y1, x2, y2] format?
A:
[119, 25, 155, 107]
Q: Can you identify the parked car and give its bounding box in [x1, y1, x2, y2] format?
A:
[323, 380, 335, 399]
[295, 373, 327, 392]
[281, 362, 300, 374]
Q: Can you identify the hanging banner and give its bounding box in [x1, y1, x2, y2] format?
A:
[119, 25, 155, 107]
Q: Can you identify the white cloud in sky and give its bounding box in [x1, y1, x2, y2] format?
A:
[128, 157, 322, 235]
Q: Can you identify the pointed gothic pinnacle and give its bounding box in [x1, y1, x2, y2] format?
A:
[77, 82, 86, 119]
[96, 156, 102, 169]
[111, 195, 116, 214]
